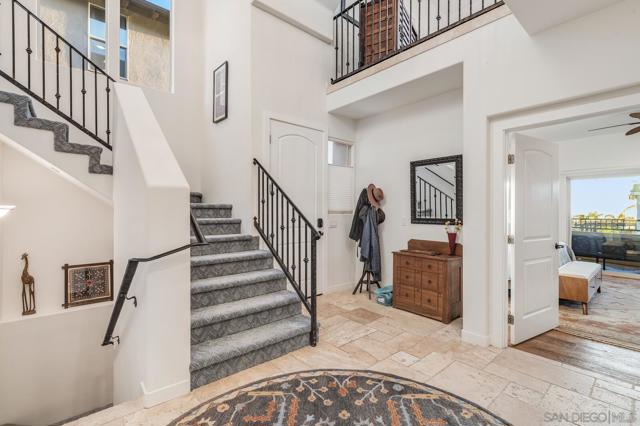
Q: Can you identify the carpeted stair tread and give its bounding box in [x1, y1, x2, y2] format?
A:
[191, 290, 299, 328]
[196, 218, 241, 225]
[190, 315, 311, 372]
[191, 203, 233, 209]
[191, 269, 285, 294]
[191, 250, 271, 266]
[190, 234, 255, 245]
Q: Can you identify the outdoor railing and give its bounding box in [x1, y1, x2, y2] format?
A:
[332, 0, 504, 83]
[571, 217, 639, 233]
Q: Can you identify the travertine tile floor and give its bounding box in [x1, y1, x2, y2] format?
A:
[69, 291, 640, 426]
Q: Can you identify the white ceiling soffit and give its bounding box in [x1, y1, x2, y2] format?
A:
[504, 0, 622, 34]
[521, 108, 640, 142]
[330, 63, 463, 120]
[316, 0, 340, 11]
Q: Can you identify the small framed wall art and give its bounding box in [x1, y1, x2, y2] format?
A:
[213, 61, 229, 123]
[62, 260, 114, 308]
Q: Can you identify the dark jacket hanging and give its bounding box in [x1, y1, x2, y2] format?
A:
[349, 188, 369, 242]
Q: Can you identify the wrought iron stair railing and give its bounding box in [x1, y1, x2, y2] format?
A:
[101, 212, 208, 346]
[1, 0, 115, 149]
[332, 0, 505, 83]
[253, 158, 321, 346]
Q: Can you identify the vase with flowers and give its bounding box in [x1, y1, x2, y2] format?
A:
[444, 220, 462, 256]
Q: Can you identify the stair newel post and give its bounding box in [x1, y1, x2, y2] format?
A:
[310, 235, 318, 346]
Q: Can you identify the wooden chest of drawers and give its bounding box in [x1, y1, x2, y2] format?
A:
[393, 240, 462, 324]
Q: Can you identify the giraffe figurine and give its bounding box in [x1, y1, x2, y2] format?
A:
[21, 253, 36, 315]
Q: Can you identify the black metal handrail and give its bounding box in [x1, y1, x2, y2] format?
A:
[2, 0, 115, 149]
[101, 212, 208, 346]
[332, 0, 505, 83]
[416, 176, 455, 219]
[571, 217, 640, 233]
[253, 158, 321, 346]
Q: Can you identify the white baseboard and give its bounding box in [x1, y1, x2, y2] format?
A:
[461, 328, 491, 347]
[140, 379, 190, 408]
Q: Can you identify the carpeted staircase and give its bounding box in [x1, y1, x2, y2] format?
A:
[189, 192, 311, 389]
[0, 90, 112, 174]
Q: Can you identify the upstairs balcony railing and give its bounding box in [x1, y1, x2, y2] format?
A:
[332, 0, 504, 83]
[1, 0, 115, 149]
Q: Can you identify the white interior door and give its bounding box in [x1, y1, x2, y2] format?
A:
[269, 118, 325, 293]
[511, 134, 560, 345]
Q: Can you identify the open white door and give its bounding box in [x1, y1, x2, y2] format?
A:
[511, 134, 560, 345]
[269, 118, 325, 293]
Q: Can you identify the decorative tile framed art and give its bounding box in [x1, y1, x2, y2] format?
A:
[62, 260, 113, 308]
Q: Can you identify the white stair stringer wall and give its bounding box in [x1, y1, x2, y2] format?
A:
[0, 133, 114, 426]
[111, 83, 191, 408]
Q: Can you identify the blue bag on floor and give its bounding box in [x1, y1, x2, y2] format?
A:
[374, 286, 393, 306]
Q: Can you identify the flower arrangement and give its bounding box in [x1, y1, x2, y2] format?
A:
[444, 219, 463, 234]
[444, 219, 462, 255]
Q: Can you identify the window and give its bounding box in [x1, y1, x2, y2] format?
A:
[119, 15, 128, 79]
[328, 140, 352, 167]
[88, 4, 106, 70]
[88, 4, 128, 80]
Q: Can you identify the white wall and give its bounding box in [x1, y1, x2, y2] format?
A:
[354, 90, 463, 285]
[111, 84, 190, 408]
[0, 136, 113, 426]
[328, 0, 640, 346]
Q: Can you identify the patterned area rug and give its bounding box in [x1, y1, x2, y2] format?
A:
[168, 370, 511, 426]
[558, 276, 640, 351]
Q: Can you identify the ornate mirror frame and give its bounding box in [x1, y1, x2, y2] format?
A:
[410, 155, 463, 225]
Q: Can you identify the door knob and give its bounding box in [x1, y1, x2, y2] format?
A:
[555, 243, 565, 249]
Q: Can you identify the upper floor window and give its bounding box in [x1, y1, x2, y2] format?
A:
[88, 4, 107, 70]
[88, 3, 128, 80]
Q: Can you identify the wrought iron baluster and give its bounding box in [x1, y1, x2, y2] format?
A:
[42, 24, 45, 100]
[384, 0, 389, 56]
[298, 211, 301, 288]
[310, 238, 318, 345]
[334, 18, 338, 80]
[418, 0, 422, 39]
[428, 0, 431, 35]
[346, 11, 350, 72]
[351, 6, 355, 73]
[341, 13, 344, 77]
[55, 36, 60, 109]
[377, 0, 382, 61]
[12, 0, 16, 78]
[281, 193, 285, 260]
[291, 212, 296, 282]
[459, 0, 461, 20]
[447, 0, 450, 26]
[82, 57, 86, 126]
[437, 0, 441, 30]
[305, 224, 309, 299]
[26, 13, 31, 89]
[270, 180, 275, 244]
[94, 67, 98, 135]
[286, 202, 290, 270]
[69, 45, 73, 118]
[105, 77, 111, 145]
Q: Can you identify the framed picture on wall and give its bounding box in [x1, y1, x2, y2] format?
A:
[62, 260, 113, 308]
[213, 61, 229, 123]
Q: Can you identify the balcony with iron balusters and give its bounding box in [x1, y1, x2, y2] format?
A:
[331, 0, 505, 84]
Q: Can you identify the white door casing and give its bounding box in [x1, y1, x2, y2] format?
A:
[268, 118, 326, 293]
[511, 133, 560, 345]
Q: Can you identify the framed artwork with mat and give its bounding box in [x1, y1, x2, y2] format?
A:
[213, 61, 228, 123]
[62, 260, 113, 308]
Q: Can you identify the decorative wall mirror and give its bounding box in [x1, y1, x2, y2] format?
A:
[410, 155, 463, 224]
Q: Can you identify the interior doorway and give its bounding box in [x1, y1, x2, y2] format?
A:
[505, 107, 640, 374]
